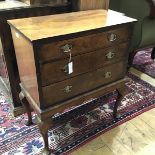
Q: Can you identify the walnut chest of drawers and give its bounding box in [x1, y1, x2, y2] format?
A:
[8, 10, 136, 154]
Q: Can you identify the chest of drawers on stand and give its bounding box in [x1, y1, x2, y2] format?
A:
[8, 10, 136, 154]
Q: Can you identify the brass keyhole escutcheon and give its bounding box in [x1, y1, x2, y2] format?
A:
[61, 44, 72, 53]
[105, 72, 112, 79]
[108, 33, 117, 42]
[63, 85, 72, 93]
[62, 65, 68, 73]
[106, 51, 115, 59]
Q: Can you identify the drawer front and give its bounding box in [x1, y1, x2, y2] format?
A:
[42, 61, 126, 108]
[41, 43, 128, 86]
[39, 26, 131, 62]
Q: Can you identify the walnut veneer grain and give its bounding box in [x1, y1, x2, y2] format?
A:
[8, 10, 135, 42]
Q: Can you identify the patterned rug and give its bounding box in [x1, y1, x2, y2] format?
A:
[0, 73, 155, 155]
[132, 48, 155, 78]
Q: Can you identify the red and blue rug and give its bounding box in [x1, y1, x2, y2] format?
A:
[132, 48, 155, 78]
[0, 73, 155, 155]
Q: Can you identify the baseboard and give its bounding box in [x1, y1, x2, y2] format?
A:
[129, 67, 155, 87]
[0, 76, 10, 93]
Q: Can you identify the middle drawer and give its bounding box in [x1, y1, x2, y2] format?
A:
[40, 42, 128, 86]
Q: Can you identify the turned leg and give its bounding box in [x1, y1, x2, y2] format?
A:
[151, 47, 155, 60]
[113, 85, 126, 119]
[36, 116, 52, 155]
[19, 91, 33, 126]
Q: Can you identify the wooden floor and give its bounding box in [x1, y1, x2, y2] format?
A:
[71, 68, 155, 155]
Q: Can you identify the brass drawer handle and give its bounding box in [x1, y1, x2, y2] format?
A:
[62, 62, 73, 75]
[62, 65, 68, 73]
[63, 85, 72, 93]
[61, 44, 72, 53]
[106, 51, 115, 59]
[105, 72, 112, 79]
[108, 33, 117, 42]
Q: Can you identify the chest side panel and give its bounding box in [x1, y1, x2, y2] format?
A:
[11, 28, 40, 105]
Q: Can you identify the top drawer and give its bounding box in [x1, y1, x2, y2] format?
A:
[39, 26, 131, 62]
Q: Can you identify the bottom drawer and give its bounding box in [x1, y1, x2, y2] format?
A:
[42, 61, 126, 108]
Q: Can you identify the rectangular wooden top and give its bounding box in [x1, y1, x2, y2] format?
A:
[8, 10, 136, 42]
